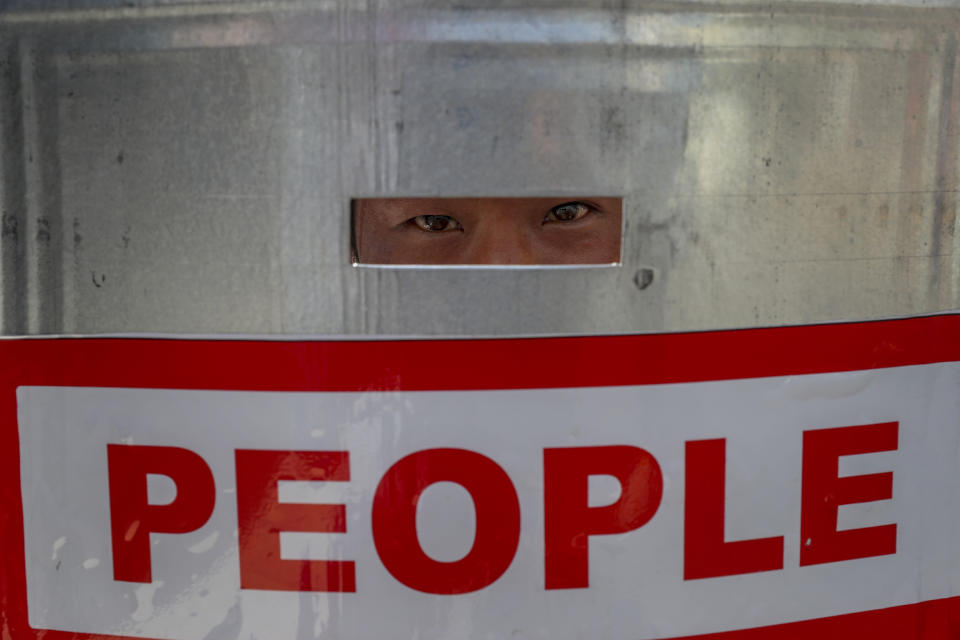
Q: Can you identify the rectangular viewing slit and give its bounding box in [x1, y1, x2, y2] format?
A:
[351, 197, 622, 267]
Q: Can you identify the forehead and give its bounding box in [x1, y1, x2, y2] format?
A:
[356, 197, 620, 215]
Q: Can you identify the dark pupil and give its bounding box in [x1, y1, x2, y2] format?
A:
[553, 204, 579, 221]
[423, 215, 450, 231]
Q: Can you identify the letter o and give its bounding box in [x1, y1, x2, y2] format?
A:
[372, 448, 521, 594]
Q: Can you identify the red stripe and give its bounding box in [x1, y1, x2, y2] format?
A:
[1, 313, 959, 639]
[666, 594, 960, 639]
[0, 313, 957, 392]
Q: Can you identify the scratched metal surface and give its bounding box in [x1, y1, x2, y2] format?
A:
[0, 1, 957, 335]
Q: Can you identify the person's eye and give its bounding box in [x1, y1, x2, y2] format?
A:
[544, 202, 593, 223]
[409, 214, 463, 232]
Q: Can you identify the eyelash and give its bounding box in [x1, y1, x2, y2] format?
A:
[405, 201, 598, 232]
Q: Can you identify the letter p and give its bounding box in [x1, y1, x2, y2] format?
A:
[544, 445, 663, 589]
[107, 444, 216, 583]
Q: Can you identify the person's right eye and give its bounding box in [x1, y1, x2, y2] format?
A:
[408, 215, 463, 232]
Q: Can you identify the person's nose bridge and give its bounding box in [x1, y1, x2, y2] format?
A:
[464, 216, 538, 265]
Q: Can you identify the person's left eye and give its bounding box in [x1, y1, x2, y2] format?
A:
[543, 202, 593, 224]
